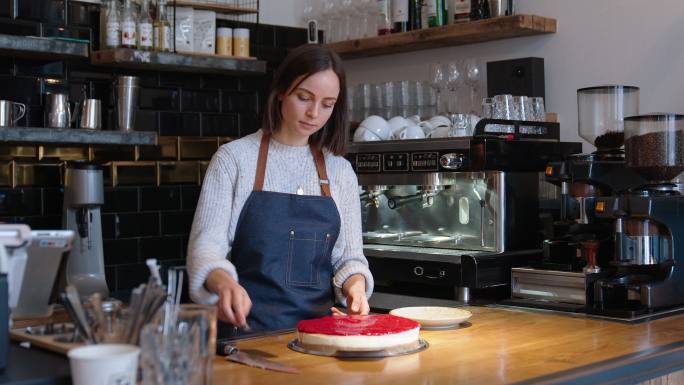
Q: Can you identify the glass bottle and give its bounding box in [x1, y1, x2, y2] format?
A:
[154, 0, 172, 52]
[377, 0, 392, 35]
[392, 0, 409, 33]
[103, 0, 121, 49]
[409, 0, 422, 30]
[120, 0, 136, 48]
[137, 0, 153, 50]
[452, 0, 471, 23]
[427, 0, 445, 27]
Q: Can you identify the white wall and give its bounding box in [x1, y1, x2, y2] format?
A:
[278, 0, 684, 151]
[259, 0, 302, 27]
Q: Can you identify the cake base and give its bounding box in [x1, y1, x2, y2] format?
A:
[288, 338, 429, 358]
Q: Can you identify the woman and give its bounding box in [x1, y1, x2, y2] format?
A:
[186, 44, 373, 334]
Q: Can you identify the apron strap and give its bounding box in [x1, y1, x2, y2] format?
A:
[253, 132, 332, 197]
[310, 142, 331, 197]
[253, 132, 270, 192]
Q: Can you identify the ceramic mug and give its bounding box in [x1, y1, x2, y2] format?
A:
[359, 115, 391, 140]
[353, 126, 382, 142]
[387, 116, 409, 139]
[399, 124, 426, 140]
[428, 125, 451, 138]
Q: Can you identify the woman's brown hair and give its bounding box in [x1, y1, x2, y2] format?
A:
[261, 44, 348, 156]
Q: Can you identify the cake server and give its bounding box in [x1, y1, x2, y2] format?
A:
[221, 344, 300, 374]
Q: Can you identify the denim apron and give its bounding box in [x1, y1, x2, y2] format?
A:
[220, 133, 341, 336]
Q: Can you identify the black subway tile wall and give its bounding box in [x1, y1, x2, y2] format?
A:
[0, 3, 306, 291]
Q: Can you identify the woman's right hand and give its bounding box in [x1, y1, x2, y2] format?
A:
[206, 269, 252, 327]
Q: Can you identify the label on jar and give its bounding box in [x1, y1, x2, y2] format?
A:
[154, 25, 172, 51]
[106, 21, 120, 47]
[234, 37, 249, 57]
[121, 21, 136, 46]
[138, 22, 153, 48]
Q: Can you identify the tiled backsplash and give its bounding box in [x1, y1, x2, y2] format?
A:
[0, 0, 312, 292]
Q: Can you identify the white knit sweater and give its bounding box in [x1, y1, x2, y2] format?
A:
[186, 129, 374, 306]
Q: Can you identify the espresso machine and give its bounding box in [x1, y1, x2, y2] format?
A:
[510, 85, 646, 312]
[348, 131, 581, 305]
[591, 113, 684, 318]
[62, 163, 109, 298]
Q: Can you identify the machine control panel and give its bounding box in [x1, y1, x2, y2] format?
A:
[352, 149, 470, 173]
[355, 154, 381, 172]
[411, 152, 439, 171]
[383, 153, 409, 172]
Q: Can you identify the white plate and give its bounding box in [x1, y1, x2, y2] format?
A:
[389, 306, 472, 328]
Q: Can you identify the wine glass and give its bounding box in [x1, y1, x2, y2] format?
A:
[445, 60, 463, 114]
[464, 58, 481, 114]
[429, 63, 446, 115]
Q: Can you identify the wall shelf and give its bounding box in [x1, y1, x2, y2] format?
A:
[326, 15, 556, 59]
[0, 33, 89, 60]
[169, 1, 258, 15]
[0, 127, 157, 146]
[91, 48, 266, 75]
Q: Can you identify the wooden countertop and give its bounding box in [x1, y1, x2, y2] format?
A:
[211, 306, 684, 385]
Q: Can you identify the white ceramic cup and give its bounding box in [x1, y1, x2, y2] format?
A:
[387, 116, 409, 138]
[68, 344, 140, 385]
[418, 120, 436, 136]
[429, 115, 451, 128]
[399, 124, 426, 140]
[428, 125, 451, 138]
[353, 126, 381, 142]
[359, 115, 391, 140]
[406, 115, 421, 124]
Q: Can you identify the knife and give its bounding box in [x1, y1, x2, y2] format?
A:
[221, 344, 300, 374]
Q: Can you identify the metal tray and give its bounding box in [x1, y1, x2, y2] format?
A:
[288, 338, 428, 358]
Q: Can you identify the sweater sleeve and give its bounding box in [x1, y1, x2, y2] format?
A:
[330, 160, 374, 306]
[186, 148, 239, 304]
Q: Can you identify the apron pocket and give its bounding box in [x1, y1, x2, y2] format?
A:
[286, 229, 331, 287]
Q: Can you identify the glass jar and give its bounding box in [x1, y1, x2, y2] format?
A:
[577, 85, 639, 150]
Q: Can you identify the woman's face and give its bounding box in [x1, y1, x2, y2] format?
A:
[278, 68, 340, 142]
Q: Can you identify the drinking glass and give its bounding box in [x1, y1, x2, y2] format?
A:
[429, 63, 446, 115]
[449, 113, 470, 137]
[492, 94, 515, 133]
[445, 61, 462, 114]
[464, 58, 481, 114]
[482, 97, 494, 118]
[531, 97, 546, 122]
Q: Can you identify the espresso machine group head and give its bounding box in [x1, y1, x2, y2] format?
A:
[62, 163, 108, 299]
[592, 113, 684, 318]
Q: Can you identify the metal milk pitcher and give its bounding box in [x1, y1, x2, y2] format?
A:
[46, 93, 71, 128]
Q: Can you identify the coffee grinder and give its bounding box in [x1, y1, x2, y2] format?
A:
[510, 86, 645, 309]
[62, 163, 108, 298]
[592, 113, 684, 317]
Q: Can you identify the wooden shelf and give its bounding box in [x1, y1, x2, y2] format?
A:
[0, 33, 89, 60]
[91, 48, 266, 75]
[326, 15, 556, 59]
[0, 127, 157, 146]
[169, 1, 258, 14]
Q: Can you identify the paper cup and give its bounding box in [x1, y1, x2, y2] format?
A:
[68, 344, 140, 385]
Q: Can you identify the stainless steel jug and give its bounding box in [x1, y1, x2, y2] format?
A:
[80, 99, 102, 130]
[46, 93, 71, 128]
[0, 100, 26, 127]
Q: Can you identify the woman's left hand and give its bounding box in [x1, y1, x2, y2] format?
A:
[340, 274, 369, 315]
